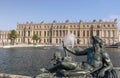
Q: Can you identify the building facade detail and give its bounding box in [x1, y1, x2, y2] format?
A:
[16, 19, 119, 46]
[0, 31, 10, 45]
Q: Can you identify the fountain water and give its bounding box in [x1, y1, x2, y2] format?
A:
[63, 33, 75, 48]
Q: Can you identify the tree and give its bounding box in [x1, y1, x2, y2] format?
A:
[8, 30, 18, 45]
[32, 34, 40, 44]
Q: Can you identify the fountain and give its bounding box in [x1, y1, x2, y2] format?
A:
[36, 36, 120, 78]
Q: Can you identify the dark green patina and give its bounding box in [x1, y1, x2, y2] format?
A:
[37, 36, 119, 78]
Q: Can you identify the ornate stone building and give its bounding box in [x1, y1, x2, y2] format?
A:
[0, 30, 10, 45]
[16, 19, 118, 46]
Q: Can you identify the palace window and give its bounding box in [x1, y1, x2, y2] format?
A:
[44, 39, 46, 43]
[64, 25, 66, 28]
[47, 31, 49, 36]
[104, 31, 106, 37]
[29, 27, 30, 29]
[63, 30, 65, 36]
[57, 26, 59, 29]
[56, 39, 58, 43]
[74, 31, 76, 36]
[87, 25, 89, 27]
[87, 31, 89, 37]
[104, 25, 106, 27]
[77, 39, 80, 44]
[108, 30, 110, 37]
[33, 31, 35, 35]
[74, 25, 76, 28]
[77, 31, 80, 37]
[83, 31, 85, 37]
[83, 25, 85, 28]
[96, 30, 99, 36]
[36, 31, 38, 35]
[59, 39, 61, 43]
[112, 30, 114, 37]
[19, 31, 20, 36]
[44, 31, 46, 37]
[56, 31, 58, 37]
[28, 31, 30, 36]
[112, 24, 114, 27]
[60, 30, 61, 36]
[97, 25, 100, 28]
[53, 30, 55, 36]
[39, 31, 41, 36]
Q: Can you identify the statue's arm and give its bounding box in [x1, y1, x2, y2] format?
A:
[98, 52, 113, 77]
[102, 52, 113, 71]
[64, 47, 89, 56]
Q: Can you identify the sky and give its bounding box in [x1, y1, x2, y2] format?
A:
[0, 0, 120, 30]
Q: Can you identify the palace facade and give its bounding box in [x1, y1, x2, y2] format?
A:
[16, 19, 118, 46]
[0, 30, 10, 45]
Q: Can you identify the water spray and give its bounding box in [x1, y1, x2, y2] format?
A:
[62, 33, 75, 57]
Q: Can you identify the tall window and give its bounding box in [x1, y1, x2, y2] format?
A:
[44, 39, 46, 43]
[60, 30, 61, 36]
[59, 39, 61, 43]
[96, 30, 99, 36]
[47, 31, 49, 36]
[53, 30, 55, 37]
[112, 30, 114, 37]
[39, 31, 41, 36]
[56, 39, 58, 43]
[74, 31, 76, 36]
[83, 31, 85, 37]
[28, 31, 30, 36]
[56, 31, 58, 37]
[108, 30, 110, 37]
[63, 30, 65, 36]
[77, 31, 80, 37]
[44, 31, 46, 37]
[87, 31, 89, 37]
[77, 39, 79, 44]
[104, 31, 106, 37]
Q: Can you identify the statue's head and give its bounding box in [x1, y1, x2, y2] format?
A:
[91, 36, 103, 48]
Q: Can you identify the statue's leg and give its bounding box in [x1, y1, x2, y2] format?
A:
[48, 62, 77, 73]
[61, 62, 77, 70]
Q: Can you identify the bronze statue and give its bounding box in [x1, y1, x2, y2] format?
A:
[37, 36, 119, 78]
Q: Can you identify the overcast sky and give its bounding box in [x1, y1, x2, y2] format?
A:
[0, 0, 120, 30]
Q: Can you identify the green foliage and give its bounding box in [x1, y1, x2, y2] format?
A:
[8, 30, 18, 45]
[32, 34, 40, 43]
